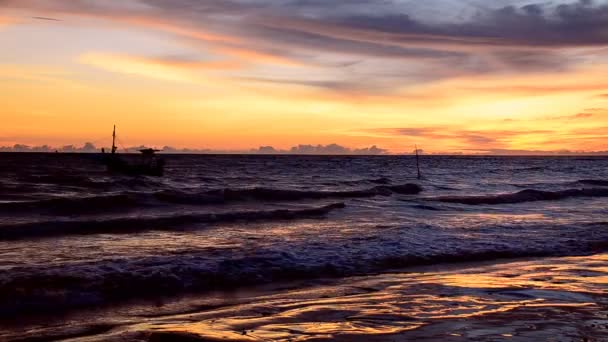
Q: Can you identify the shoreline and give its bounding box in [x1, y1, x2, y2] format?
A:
[2, 253, 607, 341]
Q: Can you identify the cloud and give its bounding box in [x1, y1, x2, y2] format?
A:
[147, 54, 242, 71]
[31, 16, 61, 21]
[363, 118, 608, 153]
[78, 52, 241, 82]
[211, 46, 304, 67]
[552, 112, 594, 120]
[6, 0, 608, 90]
[465, 148, 608, 156]
[0, 63, 79, 85]
[368, 126, 560, 151]
[252, 144, 387, 155]
[545, 107, 607, 120]
[442, 1, 608, 47]
[572, 113, 593, 119]
[458, 80, 608, 96]
[0, 142, 98, 153]
[240, 77, 372, 92]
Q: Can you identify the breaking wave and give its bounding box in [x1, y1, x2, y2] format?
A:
[2, 219, 607, 316]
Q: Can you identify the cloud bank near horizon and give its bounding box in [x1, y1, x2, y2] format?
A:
[0, 142, 389, 155]
[3, 142, 608, 156]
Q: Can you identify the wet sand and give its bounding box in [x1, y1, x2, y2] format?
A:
[2, 253, 607, 341]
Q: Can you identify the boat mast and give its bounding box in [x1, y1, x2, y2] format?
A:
[112, 125, 117, 154]
[415, 144, 422, 180]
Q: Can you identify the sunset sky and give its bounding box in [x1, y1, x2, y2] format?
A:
[1, 0, 608, 153]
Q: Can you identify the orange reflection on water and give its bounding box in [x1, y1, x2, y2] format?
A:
[104, 254, 608, 341]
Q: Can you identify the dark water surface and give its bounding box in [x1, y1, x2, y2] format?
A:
[1, 153, 607, 316]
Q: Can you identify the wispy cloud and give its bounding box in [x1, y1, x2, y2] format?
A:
[78, 52, 242, 83]
[370, 126, 553, 150]
[363, 116, 608, 153]
[549, 112, 594, 120]
[465, 148, 608, 156]
[0, 64, 76, 84]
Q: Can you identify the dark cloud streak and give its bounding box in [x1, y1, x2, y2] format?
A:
[31, 16, 61, 21]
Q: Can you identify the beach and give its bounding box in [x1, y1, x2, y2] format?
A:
[2, 253, 606, 341]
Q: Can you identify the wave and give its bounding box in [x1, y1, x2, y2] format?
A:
[340, 177, 391, 185]
[410, 204, 442, 211]
[519, 166, 545, 171]
[3, 224, 606, 316]
[0, 194, 141, 214]
[17, 173, 168, 191]
[0, 203, 345, 240]
[0, 183, 421, 215]
[510, 178, 608, 189]
[17, 174, 95, 186]
[578, 179, 608, 186]
[156, 184, 422, 205]
[435, 188, 608, 205]
[431, 185, 459, 191]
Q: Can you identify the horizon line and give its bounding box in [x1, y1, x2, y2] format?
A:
[2, 151, 608, 157]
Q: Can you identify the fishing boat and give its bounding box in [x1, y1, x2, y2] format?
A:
[102, 126, 165, 176]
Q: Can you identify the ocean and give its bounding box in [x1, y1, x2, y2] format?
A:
[1, 153, 607, 340]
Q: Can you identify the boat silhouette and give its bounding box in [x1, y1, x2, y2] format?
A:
[101, 125, 165, 176]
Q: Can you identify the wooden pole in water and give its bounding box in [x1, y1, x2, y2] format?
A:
[112, 125, 117, 154]
[415, 144, 422, 180]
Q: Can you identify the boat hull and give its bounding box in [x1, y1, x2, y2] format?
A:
[103, 155, 164, 177]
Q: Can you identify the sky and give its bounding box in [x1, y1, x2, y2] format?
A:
[1, 0, 608, 154]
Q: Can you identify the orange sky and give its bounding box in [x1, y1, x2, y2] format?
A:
[1, 0, 607, 154]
